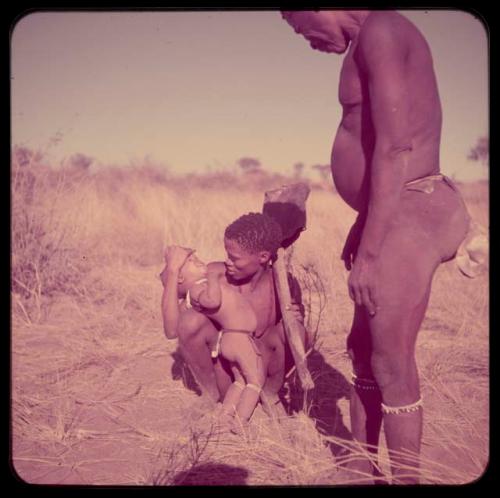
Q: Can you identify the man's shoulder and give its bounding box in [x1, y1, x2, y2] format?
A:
[357, 11, 416, 65]
[359, 11, 411, 47]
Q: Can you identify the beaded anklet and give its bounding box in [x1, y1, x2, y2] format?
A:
[381, 398, 423, 415]
[350, 372, 379, 391]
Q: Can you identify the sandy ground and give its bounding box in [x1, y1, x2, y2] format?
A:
[12, 275, 488, 485]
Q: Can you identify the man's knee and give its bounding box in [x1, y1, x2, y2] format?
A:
[370, 351, 415, 394]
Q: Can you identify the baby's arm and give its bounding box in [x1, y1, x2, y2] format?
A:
[192, 271, 222, 311]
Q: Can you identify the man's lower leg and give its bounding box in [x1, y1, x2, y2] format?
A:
[382, 399, 423, 484]
[347, 374, 384, 480]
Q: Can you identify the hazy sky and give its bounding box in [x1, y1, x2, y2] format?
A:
[11, 10, 489, 181]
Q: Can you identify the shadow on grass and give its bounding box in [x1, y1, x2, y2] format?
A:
[170, 348, 202, 397]
[172, 462, 249, 486]
[283, 348, 353, 457]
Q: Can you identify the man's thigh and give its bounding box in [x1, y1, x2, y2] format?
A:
[368, 221, 439, 357]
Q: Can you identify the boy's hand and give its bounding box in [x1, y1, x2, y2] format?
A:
[159, 265, 170, 287]
[164, 245, 193, 272]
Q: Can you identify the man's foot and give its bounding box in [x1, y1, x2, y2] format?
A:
[335, 459, 389, 486]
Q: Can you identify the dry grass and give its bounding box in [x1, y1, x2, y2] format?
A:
[11, 157, 488, 485]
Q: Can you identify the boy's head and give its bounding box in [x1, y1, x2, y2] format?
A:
[224, 212, 283, 280]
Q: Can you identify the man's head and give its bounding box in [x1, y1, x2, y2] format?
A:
[281, 10, 362, 54]
[224, 212, 283, 280]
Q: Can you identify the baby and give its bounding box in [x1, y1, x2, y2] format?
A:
[165, 246, 265, 434]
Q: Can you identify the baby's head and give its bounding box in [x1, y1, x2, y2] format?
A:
[161, 250, 207, 296]
[178, 252, 207, 287]
[223, 212, 283, 280]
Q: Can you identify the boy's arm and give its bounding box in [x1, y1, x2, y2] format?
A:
[160, 246, 193, 340]
[160, 266, 182, 340]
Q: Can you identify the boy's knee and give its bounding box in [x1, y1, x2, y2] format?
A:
[252, 370, 266, 388]
[242, 361, 266, 388]
[178, 311, 211, 344]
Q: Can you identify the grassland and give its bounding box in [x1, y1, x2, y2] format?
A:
[11, 157, 488, 485]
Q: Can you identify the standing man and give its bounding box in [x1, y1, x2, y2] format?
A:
[282, 11, 470, 484]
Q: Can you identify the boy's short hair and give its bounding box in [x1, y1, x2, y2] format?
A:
[224, 212, 283, 255]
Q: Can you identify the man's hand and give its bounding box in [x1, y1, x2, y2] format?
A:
[347, 255, 378, 316]
[341, 218, 364, 271]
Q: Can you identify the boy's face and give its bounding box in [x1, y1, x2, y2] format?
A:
[179, 253, 207, 282]
[223, 238, 270, 280]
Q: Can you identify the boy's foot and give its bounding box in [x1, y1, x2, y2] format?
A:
[260, 392, 286, 421]
[215, 410, 235, 433]
[229, 417, 251, 437]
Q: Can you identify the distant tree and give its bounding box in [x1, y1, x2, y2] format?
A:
[467, 136, 489, 165]
[12, 145, 43, 167]
[293, 162, 304, 179]
[237, 157, 261, 173]
[312, 164, 331, 183]
[69, 153, 93, 171]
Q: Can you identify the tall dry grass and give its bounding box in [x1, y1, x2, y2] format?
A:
[11, 157, 488, 485]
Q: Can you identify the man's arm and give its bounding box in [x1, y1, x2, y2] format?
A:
[287, 271, 305, 324]
[350, 17, 412, 311]
[358, 17, 411, 259]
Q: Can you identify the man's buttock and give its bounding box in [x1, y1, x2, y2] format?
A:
[398, 174, 480, 266]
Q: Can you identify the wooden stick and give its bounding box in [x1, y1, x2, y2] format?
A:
[273, 247, 314, 391]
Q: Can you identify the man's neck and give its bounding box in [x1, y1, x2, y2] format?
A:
[343, 10, 371, 43]
[239, 265, 271, 293]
